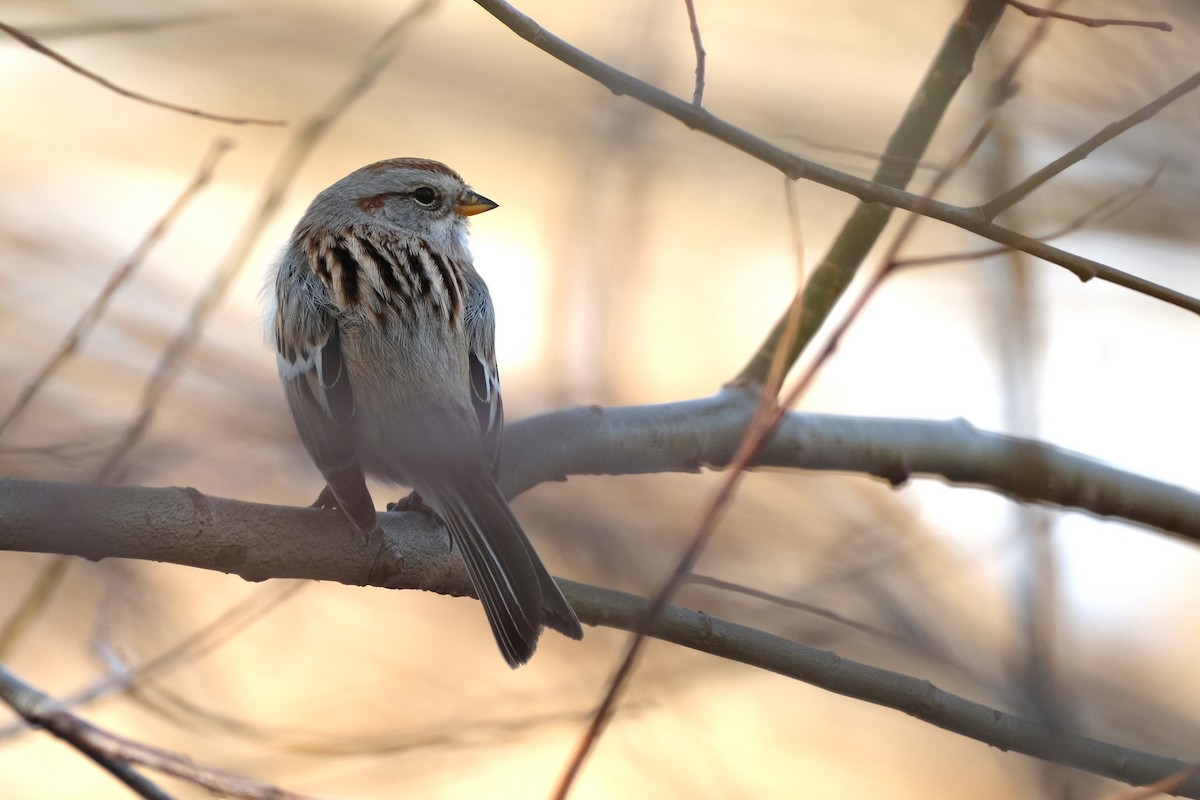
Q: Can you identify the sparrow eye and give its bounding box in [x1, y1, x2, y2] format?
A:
[412, 187, 438, 206]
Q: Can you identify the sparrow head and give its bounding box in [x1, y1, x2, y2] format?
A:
[306, 158, 497, 257]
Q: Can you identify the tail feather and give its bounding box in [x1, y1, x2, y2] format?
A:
[423, 467, 582, 667]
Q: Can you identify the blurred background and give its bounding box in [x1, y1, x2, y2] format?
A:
[1, 1, 1198, 797]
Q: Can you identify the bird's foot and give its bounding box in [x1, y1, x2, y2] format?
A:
[310, 485, 340, 510]
[386, 491, 436, 518]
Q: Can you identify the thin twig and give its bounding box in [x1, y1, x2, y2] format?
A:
[0, 138, 234, 440]
[1005, 0, 1173, 31]
[0, 665, 175, 800]
[94, 0, 440, 483]
[682, 0, 705, 105]
[899, 164, 1162, 268]
[982, 70, 1200, 219]
[0, 663, 319, 800]
[0, 20, 284, 125]
[686, 573, 906, 644]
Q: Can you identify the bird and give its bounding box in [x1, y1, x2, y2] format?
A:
[266, 157, 582, 666]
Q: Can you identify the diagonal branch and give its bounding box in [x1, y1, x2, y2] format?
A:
[564, 581, 1200, 798]
[0, 20, 283, 126]
[0, 138, 234, 440]
[982, 70, 1200, 218]
[470, 0, 1200, 341]
[0, 663, 317, 799]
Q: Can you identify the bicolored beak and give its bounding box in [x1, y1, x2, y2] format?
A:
[456, 191, 498, 217]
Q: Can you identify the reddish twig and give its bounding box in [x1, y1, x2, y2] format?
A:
[1005, 1, 1173, 31]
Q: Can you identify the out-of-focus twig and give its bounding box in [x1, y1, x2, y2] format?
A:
[682, 0, 705, 105]
[982, 70, 1200, 219]
[0, 20, 283, 125]
[5, 582, 305, 742]
[0, 139, 234, 440]
[1005, 0, 1173, 31]
[94, 0, 440, 484]
[0, 556, 70, 660]
[1107, 766, 1200, 800]
[0, 663, 318, 800]
[898, 164, 1163, 267]
[686, 573, 905, 643]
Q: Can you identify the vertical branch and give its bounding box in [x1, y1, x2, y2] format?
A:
[682, 0, 705, 105]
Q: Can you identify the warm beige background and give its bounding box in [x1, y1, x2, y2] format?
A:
[1, 1, 1198, 797]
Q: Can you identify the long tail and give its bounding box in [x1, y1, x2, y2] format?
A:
[423, 468, 583, 667]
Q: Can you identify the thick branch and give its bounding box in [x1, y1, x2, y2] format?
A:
[503, 389, 1200, 543]
[0, 484, 1195, 795]
[2, 395, 1196, 571]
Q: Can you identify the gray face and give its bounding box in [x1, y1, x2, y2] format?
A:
[305, 159, 492, 263]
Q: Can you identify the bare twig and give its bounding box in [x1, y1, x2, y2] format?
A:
[0, 20, 283, 125]
[94, 0, 440, 483]
[0, 663, 318, 800]
[982, 70, 1200, 219]
[1005, 1, 1173, 31]
[686, 573, 906, 643]
[471, 0, 1200, 331]
[0, 663, 173, 800]
[898, 164, 1163, 267]
[682, 0, 705, 105]
[0, 138, 234, 440]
